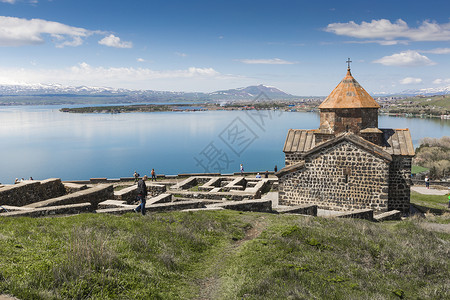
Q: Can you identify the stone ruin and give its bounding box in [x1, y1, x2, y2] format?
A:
[0, 175, 400, 222]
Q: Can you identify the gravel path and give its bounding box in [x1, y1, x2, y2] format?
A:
[411, 186, 449, 196]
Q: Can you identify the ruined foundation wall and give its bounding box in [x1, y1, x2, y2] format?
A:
[0, 179, 66, 206]
[279, 141, 390, 211]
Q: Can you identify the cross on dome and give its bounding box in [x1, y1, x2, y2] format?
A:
[346, 58, 352, 70]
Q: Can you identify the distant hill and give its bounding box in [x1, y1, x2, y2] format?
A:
[0, 83, 298, 105]
[210, 84, 295, 100]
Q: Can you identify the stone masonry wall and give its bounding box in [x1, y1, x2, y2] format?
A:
[0, 178, 66, 207]
[388, 156, 412, 213]
[279, 141, 390, 211]
[285, 153, 304, 166]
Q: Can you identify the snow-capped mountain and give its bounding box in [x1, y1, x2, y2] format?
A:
[0, 83, 130, 95]
[210, 84, 294, 99]
[400, 85, 450, 95]
[0, 83, 296, 103]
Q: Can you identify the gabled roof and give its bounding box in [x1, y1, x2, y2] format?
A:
[319, 69, 380, 109]
[298, 132, 393, 162]
[381, 129, 415, 156]
[283, 129, 414, 157]
[283, 129, 316, 152]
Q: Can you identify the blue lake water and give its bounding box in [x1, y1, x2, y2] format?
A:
[0, 105, 449, 184]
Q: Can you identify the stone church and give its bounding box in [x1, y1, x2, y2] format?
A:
[276, 64, 414, 213]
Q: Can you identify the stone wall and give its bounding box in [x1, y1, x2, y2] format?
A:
[0, 178, 66, 206]
[25, 184, 114, 209]
[285, 153, 304, 166]
[279, 141, 390, 211]
[319, 108, 378, 136]
[388, 156, 412, 212]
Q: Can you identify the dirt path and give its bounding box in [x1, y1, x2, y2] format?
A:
[0, 295, 19, 300]
[419, 222, 450, 234]
[412, 186, 449, 196]
[196, 216, 268, 300]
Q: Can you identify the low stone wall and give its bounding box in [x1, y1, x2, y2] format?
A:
[335, 209, 374, 221]
[1, 203, 92, 217]
[412, 179, 450, 188]
[274, 204, 318, 216]
[374, 210, 402, 222]
[24, 184, 114, 209]
[147, 194, 172, 205]
[63, 182, 88, 194]
[114, 185, 138, 203]
[148, 184, 166, 196]
[0, 178, 66, 206]
[40, 178, 67, 199]
[208, 199, 272, 212]
[61, 172, 273, 185]
[223, 177, 246, 191]
[169, 190, 256, 201]
[170, 177, 198, 190]
[96, 200, 207, 215]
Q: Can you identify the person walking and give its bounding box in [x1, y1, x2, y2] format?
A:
[425, 176, 430, 189]
[134, 175, 148, 215]
[240, 164, 244, 175]
[274, 165, 278, 173]
[151, 168, 156, 181]
[133, 171, 140, 184]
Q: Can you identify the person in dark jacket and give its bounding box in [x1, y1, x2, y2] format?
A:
[134, 175, 148, 215]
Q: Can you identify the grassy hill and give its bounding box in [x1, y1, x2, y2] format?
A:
[0, 208, 448, 299]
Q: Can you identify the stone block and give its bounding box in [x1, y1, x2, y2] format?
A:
[1, 203, 92, 217]
[114, 185, 138, 203]
[207, 199, 272, 213]
[63, 182, 88, 194]
[24, 184, 114, 209]
[274, 204, 317, 216]
[374, 210, 402, 222]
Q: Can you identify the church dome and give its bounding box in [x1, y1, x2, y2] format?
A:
[319, 68, 380, 109]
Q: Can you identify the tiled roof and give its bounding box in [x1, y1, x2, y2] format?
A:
[319, 69, 380, 109]
[283, 128, 415, 156]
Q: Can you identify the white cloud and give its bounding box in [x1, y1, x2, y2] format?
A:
[433, 78, 450, 85]
[0, 62, 223, 88]
[98, 34, 132, 48]
[326, 19, 450, 42]
[421, 48, 450, 54]
[0, 16, 133, 49]
[400, 77, 422, 85]
[237, 58, 297, 65]
[0, 16, 93, 46]
[0, 16, 91, 47]
[137, 58, 146, 62]
[344, 39, 408, 46]
[0, 0, 16, 3]
[373, 50, 435, 67]
[175, 52, 187, 57]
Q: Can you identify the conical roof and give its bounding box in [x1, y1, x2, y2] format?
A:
[319, 69, 380, 109]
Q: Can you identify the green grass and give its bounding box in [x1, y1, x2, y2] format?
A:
[411, 191, 450, 212]
[189, 185, 200, 192]
[411, 165, 429, 174]
[0, 211, 448, 299]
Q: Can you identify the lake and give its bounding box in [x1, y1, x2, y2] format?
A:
[0, 105, 449, 184]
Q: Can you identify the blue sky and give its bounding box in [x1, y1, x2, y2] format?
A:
[0, 0, 450, 95]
